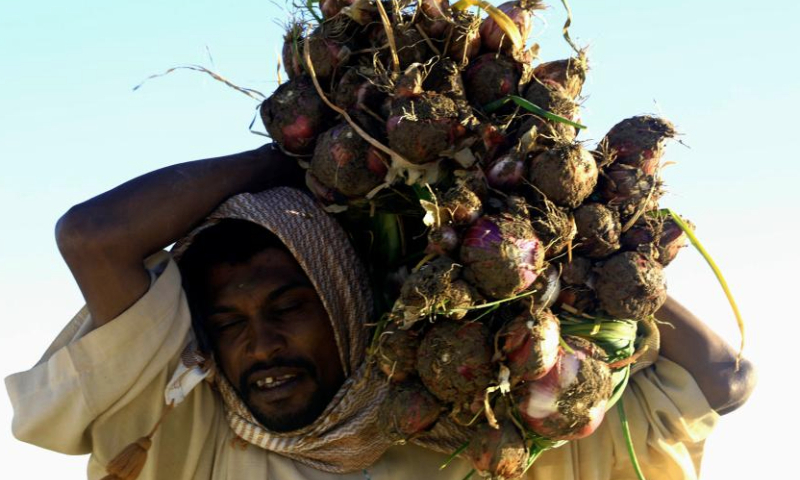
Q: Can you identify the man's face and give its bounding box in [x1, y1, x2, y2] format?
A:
[202, 248, 345, 432]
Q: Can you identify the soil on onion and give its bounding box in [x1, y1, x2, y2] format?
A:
[594, 251, 667, 320]
[416, 320, 494, 404]
[528, 142, 598, 208]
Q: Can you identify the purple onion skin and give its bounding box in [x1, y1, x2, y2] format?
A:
[479, 1, 534, 53]
[657, 219, 689, 265]
[426, 225, 460, 255]
[460, 214, 545, 299]
[486, 154, 525, 191]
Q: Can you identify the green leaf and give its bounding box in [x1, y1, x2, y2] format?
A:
[439, 441, 470, 470]
[618, 398, 647, 480]
[483, 95, 587, 130]
[660, 208, 745, 368]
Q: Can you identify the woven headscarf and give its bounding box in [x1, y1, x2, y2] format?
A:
[169, 188, 470, 473]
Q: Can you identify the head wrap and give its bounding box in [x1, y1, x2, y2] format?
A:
[168, 187, 470, 473]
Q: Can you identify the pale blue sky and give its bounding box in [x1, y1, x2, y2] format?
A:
[1, 1, 797, 478]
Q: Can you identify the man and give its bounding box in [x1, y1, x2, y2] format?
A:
[5, 144, 755, 479]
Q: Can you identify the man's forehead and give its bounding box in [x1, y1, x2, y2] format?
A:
[206, 249, 313, 295]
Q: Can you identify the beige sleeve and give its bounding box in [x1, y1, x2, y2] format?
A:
[4, 252, 193, 455]
[605, 357, 721, 479]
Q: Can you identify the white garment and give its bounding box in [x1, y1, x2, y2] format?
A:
[5, 252, 719, 479]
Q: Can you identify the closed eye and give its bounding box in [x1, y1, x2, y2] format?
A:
[208, 314, 247, 333]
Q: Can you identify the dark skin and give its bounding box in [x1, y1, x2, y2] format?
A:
[203, 249, 345, 432]
[56, 144, 755, 419]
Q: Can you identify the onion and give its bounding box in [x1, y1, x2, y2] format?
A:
[379, 382, 443, 440]
[517, 336, 613, 440]
[573, 203, 622, 259]
[320, 0, 353, 19]
[463, 53, 521, 109]
[387, 93, 465, 164]
[500, 308, 560, 385]
[528, 142, 598, 208]
[599, 163, 661, 221]
[559, 256, 592, 286]
[309, 123, 388, 199]
[438, 185, 483, 226]
[486, 153, 525, 191]
[303, 24, 353, 83]
[260, 76, 334, 154]
[467, 420, 527, 479]
[459, 213, 545, 299]
[530, 263, 561, 311]
[416, 320, 494, 403]
[281, 24, 304, 80]
[594, 251, 667, 320]
[377, 324, 420, 383]
[621, 216, 693, 266]
[602, 115, 677, 175]
[394, 258, 476, 327]
[418, 0, 452, 39]
[426, 225, 460, 255]
[446, 10, 481, 63]
[532, 56, 588, 100]
[479, 0, 541, 54]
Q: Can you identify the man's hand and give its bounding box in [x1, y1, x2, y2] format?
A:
[55, 144, 301, 327]
[656, 297, 757, 415]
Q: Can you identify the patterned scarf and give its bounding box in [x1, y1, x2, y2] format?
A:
[170, 188, 470, 473]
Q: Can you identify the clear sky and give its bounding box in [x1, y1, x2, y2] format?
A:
[1, 0, 797, 478]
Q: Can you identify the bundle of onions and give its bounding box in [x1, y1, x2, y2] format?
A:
[237, 0, 745, 477]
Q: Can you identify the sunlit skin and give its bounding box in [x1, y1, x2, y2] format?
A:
[202, 248, 345, 432]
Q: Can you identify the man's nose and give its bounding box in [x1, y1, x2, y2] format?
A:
[246, 319, 286, 360]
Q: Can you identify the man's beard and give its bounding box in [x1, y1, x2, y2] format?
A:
[238, 357, 333, 433]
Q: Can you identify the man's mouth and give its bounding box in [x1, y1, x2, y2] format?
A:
[254, 373, 298, 390]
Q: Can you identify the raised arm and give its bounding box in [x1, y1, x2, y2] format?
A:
[655, 297, 757, 415]
[55, 144, 301, 327]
